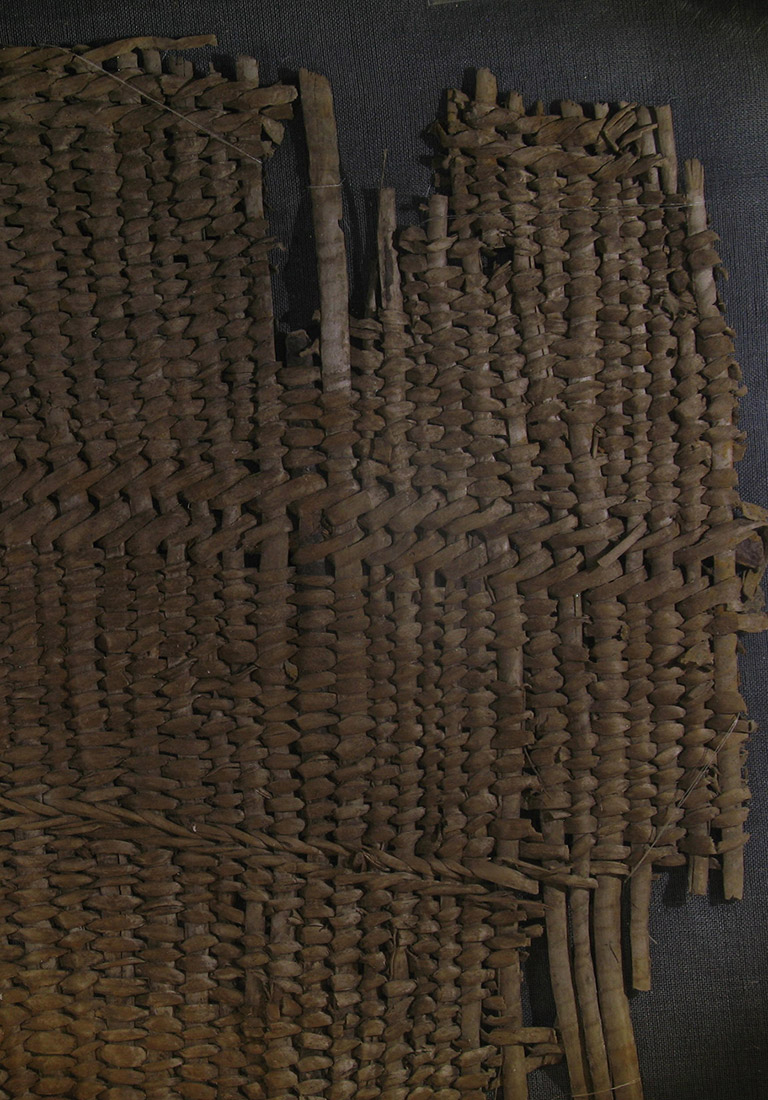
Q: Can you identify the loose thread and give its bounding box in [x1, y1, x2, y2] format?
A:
[25, 49, 709, 216]
[378, 147, 389, 191]
[572, 1078, 642, 1098]
[40, 43, 265, 166]
[627, 713, 742, 881]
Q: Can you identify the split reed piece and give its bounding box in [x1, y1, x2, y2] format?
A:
[0, 40, 764, 1100]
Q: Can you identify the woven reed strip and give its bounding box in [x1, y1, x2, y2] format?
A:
[438, 82, 540, 1091]
[452, 206, 529, 1099]
[298, 72, 373, 1100]
[403, 192, 487, 1100]
[642, 111, 718, 898]
[360, 190, 411, 878]
[621, 105, 660, 987]
[447, 150, 546, 1091]
[349, 244, 414, 1096]
[587, 137, 645, 1100]
[683, 159, 750, 901]
[477, 178, 540, 1100]
[374, 214, 440, 1096]
[488, 77, 602, 1091]
[550, 99, 614, 1100]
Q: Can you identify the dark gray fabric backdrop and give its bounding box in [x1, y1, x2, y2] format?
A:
[1, 2, 766, 1097]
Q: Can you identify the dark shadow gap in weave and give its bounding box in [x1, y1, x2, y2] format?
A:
[274, 66, 374, 328]
[661, 864, 689, 907]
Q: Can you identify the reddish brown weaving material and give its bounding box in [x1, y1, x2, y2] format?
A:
[0, 40, 764, 1100]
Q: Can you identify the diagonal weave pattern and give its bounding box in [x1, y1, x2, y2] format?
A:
[0, 40, 764, 1100]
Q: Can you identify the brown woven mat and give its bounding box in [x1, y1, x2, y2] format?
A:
[0, 39, 765, 1100]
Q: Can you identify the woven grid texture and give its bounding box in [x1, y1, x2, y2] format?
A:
[0, 39, 764, 1100]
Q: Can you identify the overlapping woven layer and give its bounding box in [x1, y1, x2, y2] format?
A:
[0, 41, 764, 1100]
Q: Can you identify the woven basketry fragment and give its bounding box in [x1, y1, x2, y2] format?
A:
[0, 40, 764, 1100]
